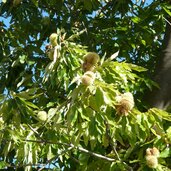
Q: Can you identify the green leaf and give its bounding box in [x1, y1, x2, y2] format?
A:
[25, 166, 32, 171]
[107, 51, 119, 61]
[89, 118, 98, 149]
[124, 146, 135, 159]
[12, 88, 42, 100]
[19, 55, 26, 64]
[70, 85, 82, 102]
[90, 137, 97, 150]
[166, 127, 171, 142]
[95, 87, 104, 109]
[102, 134, 109, 147]
[131, 17, 141, 23]
[102, 91, 112, 105]
[160, 148, 171, 158]
[20, 98, 39, 109]
[67, 106, 78, 126]
[163, 7, 171, 16]
[83, 127, 89, 146]
[80, 108, 91, 121]
[127, 63, 147, 72]
[84, 1, 92, 11]
[0, 94, 4, 102]
[110, 161, 126, 171]
[89, 96, 100, 112]
[0, 161, 8, 169]
[47, 146, 55, 160]
[31, 0, 38, 6]
[141, 40, 146, 46]
[3, 141, 12, 159]
[115, 129, 125, 146]
[78, 153, 89, 165]
[149, 108, 171, 121]
[71, 130, 82, 146]
[48, 108, 57, 119]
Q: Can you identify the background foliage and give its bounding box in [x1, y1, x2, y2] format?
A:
[0, 0, 171, 170]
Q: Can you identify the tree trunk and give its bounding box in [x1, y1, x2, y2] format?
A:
[146, 17, 171, 110]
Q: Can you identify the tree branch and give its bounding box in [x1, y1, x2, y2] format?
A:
[104, 119, 133, 171]
[24, 139, 115, 162]
[75, 145, 115, 162]
[104, 120, 121, 161]
[38, 146, 74, 171]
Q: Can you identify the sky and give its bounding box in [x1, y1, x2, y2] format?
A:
[0, 0, 154, 28]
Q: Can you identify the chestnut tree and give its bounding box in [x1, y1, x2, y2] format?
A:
[0, 0, 171, 170]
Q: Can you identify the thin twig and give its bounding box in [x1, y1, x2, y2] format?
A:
[38, 146, 74, 171]
[69, 155, 80, 164]
[23, 139, 115, 162]
[104, 120, 121, 161]
[27, 124, 45, 142]
[104, 120, 133, 170]
[76, 145, 115, 162]
[163, 17, 171, 26]
[24, 139, 70, 147]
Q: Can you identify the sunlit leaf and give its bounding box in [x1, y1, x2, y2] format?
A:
[160, 148, 171, 158]
[163, 7, 171, 16]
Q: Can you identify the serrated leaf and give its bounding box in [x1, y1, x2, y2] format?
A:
[21, 99, 39, 109]
[127, 63, 147, 72]
[80, 108, 90, 121]
[102, 91, 112, 105]
[149, 108, 171, 121]
[160, 148, 171, 158]
[47, 146, 55, 160]
[89, 96, 100, 112]
[95, 87, 104, 109]
[67, 107, 78, 125]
